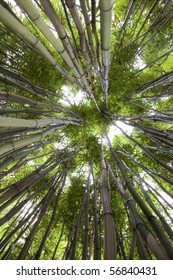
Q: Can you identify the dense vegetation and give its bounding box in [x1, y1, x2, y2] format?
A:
[0, 0, 173, 260]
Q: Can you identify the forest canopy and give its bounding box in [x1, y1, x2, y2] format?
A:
[0, 0, 173, 260]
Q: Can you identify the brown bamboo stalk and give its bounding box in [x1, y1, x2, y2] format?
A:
[34, 170, 67, 259]
[106, 135, 173, 259]
[17, 186, 56, 259]
[101, 145, 117, 259]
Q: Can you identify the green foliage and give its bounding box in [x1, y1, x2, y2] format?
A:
[0, 0, 173, 260]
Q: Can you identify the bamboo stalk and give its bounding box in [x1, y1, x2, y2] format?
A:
[14, 0, 81, 81]
[0, 91, 51, 107]
[34, 170, 67, 259]
[17, 186, 56, 259]
[65, 0, 91, 72]
[0, 116, 80, 128]
[0, 4, 77, 84]
[0, 128, 54, 157]
[100, 0, 113, 95]
[39, 0, 90, 91]
[101, 145, 117, 259]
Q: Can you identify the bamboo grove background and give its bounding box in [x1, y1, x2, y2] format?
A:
[0, 0, 173, 260]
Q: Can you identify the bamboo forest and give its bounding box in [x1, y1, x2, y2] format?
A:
[0, 0, 173, 260]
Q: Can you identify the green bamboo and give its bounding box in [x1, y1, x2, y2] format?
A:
[0, 4, 76, 84]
